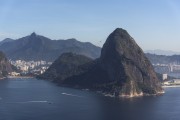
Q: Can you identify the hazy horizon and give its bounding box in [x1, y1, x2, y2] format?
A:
[0, 0, 180, 51]
[1, 32, 180, 53]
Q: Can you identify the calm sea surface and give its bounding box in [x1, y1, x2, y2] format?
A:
[0, 78, 179, 120]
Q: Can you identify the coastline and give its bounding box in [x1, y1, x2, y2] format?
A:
[0, 77, 6, 80]
[162, 85, 180, 88]
[38, 78, 166, 98]
[100, 90, 165, 98]
[7, 76, 34, 79]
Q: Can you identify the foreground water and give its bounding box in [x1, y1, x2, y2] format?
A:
[0, 78, 179, 120]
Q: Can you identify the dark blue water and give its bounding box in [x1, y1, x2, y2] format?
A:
[0, 78, 179, 120]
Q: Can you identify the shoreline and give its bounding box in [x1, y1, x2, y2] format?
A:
[162, 85, 180, 88]
[99, 90, 165, 98]
[0, 77, 6, 80]
[7, 76, 34, 79]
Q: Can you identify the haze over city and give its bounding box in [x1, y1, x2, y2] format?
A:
[0, 0, 180, 51]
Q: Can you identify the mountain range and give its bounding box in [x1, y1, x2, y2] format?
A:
[0, 33, 101, 61]
[39, 28, 163, 97]
[145, 49, 180, 56]
[1, 32, 180, 65]
[146, 53, 180, 64]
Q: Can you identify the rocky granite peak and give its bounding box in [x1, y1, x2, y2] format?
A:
[39, 28, 163, 97]
[100, 28, 163, 97]
[30, 32, 37, 37]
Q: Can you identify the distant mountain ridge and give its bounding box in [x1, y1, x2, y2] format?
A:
[145, 49, 180, 56]
[0, 38, 14, 46]
[0, 33, 101, 61]
[146, 53, 180, 64]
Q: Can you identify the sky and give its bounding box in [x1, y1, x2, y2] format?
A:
[0, 0, 180, 51]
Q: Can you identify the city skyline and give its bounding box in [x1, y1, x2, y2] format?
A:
[0, 0, 180, 51]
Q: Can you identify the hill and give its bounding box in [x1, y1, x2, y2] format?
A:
[0, 33, 101, 61]
[0, 51, 13, 78]
[39, 52, 93, 81]
[40, 28, 163, 97]
[146, 53, 180, 64]
[145, 49, 180, 56]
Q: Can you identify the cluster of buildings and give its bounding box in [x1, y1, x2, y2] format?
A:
[153, 63, 180, 73]
[9, 60, 52, 76]
[162, 73, 180, 86]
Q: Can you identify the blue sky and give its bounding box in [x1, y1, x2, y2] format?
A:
[0, 0, 180, 51]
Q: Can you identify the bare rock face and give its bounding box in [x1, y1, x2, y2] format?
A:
[100, 28, 163, 97]
[0, 51, 13, 78]
[40, 28, 163, 97]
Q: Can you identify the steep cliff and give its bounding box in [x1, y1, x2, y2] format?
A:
[99, 28, 163, 97]
[40, 28, 163, 97]
[0, 51, 13, 78]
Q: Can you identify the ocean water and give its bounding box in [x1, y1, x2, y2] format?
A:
[0, 78, 179, 120]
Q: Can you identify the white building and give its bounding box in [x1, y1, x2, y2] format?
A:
[162, 74, 168, 80]
[20, 66, 29, 72]
[10, 72, 20, 76]
[173, 79, 180, 84]
[163, 81, 170, 85]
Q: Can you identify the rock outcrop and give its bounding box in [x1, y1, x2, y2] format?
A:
[99, 28, 163, 97]
[38, 53, 93, 83]
[40, 28, 163, 97]
[0, 51, 13, 78]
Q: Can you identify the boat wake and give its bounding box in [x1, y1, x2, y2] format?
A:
[26, 101, 48, 103]
[6, 101, 49, 104]
[61, 93, 83, 98]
